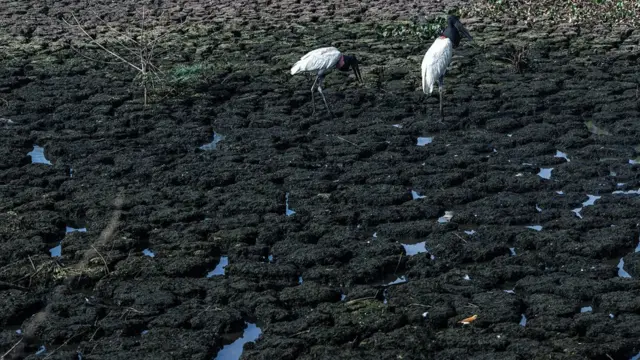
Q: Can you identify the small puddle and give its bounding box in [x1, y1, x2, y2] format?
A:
[416, 137, 433, 146]
[580, 306, 593, 313]
[285, 192, 296, 216]
[298, 276, 303, 285]
[554, 150, 570, 162]
[267, 254, 274, 263]
[612, 188, 640, 195]
[35, 345, 47, 356]
[66, 226, 87, 233]
[519, 314, 527, 326]
[386, 275, 407, 286]
[509, 248, 516, 256]
[463, 274, 470, 281]
[631, 351, 640, 360]
[537, 168, 553, 180]
[392, 124, 403, 128]
[207, 256, 229, 277]
[572, 208, 583, 219]
[213, 322, 262, 360]
[536, 204, 542, 212]
[617, 258, 632, 278]
[437, 211, 454, 224]
[526, 225, 543, 231]
[556, 191, 564, 195]
[402, 241, 427, 256]
[199, 132, 224, 151]
[464, 230, 476, 235]
[142, 249, 155, 257]
[49, 243, 62, 257]
[27, 145, 52, 165]
[630, 159, 639, 165]
[141, 330, 149, 335]
[582, 194, 601, 206]
[573, 194, 601, 219]
[411, 190, 426, 200]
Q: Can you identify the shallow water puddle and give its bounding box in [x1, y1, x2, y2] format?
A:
[199, 132, 224, 150]
[583, 195, 601, 207]
[285, 192, 296, 216]
[416, 137, 433, 146]
[509, 248, 516, 256]
[382, 275, 408, 304]
[207, 256, 229, 277]
[411, 190, 426, 200]
[66, 226, 87, 233]
[573, 194, 601, 219]
[572, 208, 583, 219]
[438, 211, 454, 224]
[27, 145, 52, 165]
[556, 191, 564, 195]
[463, 274, 470, 281]
[141, 330, 149, 335]
[631, 351, 640, 360]
[526, 225, 542, 231]
[612, 188, 640, 195]
[392, 124, 403, 128]
[402, 241, 427, 256]
[554, 150, 570, 162]
[617, 258, 632, 278]
[142, 249, 155, 257]
[267, 254, 274, 263]
[35, 345, 47, 356]
[464, 230, 476, 235]
[537, 168, 553, 180]
[580, 306, 593, 313]
[298, 276, 303, 285]
[635, 238, 640, 253]
[519, 314, 527, 326]
[214, 322, 262, 360]
[49, 243, 62, 257]
[629, 159, 639, 165]
[536, 204, 542, 212]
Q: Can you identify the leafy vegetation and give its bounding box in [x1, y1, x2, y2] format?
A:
[375, 17, 447, 42]
[465, 0, 639, 27]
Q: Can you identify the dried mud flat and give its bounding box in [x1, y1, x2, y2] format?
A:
[1, 0, 640, 359]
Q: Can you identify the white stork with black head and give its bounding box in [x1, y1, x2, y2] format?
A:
[422, 15, 473, 120]
[291, 47, 363, 118]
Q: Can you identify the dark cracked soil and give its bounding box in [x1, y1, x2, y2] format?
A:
[2, 0, 640, 359]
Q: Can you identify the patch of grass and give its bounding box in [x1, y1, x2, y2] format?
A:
[466, 0, 639, 27]
[169, 63, 215, 84]
[375, 17, 447, 42]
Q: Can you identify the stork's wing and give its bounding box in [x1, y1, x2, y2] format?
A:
[291, 47, 342, 75]
[421, 38, 452, 94]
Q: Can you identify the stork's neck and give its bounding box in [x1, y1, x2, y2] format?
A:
[336, 55, 345, 69]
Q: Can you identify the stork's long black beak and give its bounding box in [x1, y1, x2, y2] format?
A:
[353, 62, 363, 84]
[455, 21, 473, 41]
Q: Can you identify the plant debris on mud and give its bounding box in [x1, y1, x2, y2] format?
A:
[1, 0, 640, 359]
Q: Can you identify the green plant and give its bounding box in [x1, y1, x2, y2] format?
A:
[375, 17, 447, 42]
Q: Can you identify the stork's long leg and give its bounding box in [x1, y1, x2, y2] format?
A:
[438, 76, 445, 122]
[310, 75, 319, 115]
[317, 76, 335, 119]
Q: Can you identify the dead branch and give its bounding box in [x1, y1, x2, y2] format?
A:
[1, 338, 23, 360]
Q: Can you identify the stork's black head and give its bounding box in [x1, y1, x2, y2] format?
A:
[338, 55, 364, 83]
[442, 15, 473, 48]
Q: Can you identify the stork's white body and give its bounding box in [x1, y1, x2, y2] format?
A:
[291, 47, 342, 76]
[421, 37, 453, 94]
